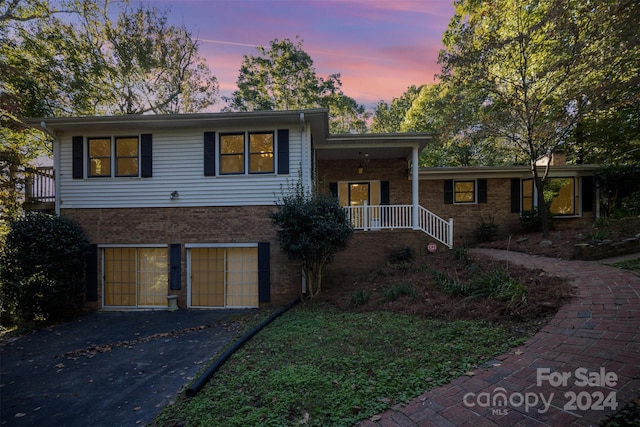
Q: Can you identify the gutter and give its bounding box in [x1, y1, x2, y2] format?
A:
[185, 297, 301, 397]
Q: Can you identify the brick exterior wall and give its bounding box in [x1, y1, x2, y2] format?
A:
[317, 159, 594, 244]
[63, 206, 302, 310]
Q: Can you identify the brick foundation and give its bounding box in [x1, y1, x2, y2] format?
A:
[63, 206, 302, 310]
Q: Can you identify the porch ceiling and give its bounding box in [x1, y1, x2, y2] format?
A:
[315, 133, 432, 160]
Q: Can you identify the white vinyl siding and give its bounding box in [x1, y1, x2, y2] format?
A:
[58, 127, 302, 208]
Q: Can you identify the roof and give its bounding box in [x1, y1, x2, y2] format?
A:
[26, 109, 330, 140]
[315, 132, 433, 160]
[419, 164, 600, 179]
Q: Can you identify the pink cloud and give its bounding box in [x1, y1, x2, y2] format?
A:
[160, 0, 455, 110]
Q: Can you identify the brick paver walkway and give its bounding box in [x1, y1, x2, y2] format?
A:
[359, 249, 640, 426]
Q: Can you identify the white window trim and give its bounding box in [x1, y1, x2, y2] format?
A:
[218, 131, 276, 177]
[521, 176, 581, 218]
[87, 136, 141, 179]
[453, 179, 477, 205]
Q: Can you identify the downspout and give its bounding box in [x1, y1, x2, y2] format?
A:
[412, 145, 419, 230]
[40, 121, 61, 215]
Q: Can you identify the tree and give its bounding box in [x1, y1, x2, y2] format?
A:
[370, 85, 421, 133]
[1, 0, 219, 227]
[270, 181, 353, 299]
[0, 212, 90, 323]
[225, 37, 368, 132]
[437, 0, 633, 237]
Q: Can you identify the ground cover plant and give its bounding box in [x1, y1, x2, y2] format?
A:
[610, 257, 640, 273]
[154, 304, 525, 427]
[154, 248, 574, 426]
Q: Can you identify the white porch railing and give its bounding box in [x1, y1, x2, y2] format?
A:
[344, 204, 453, 248]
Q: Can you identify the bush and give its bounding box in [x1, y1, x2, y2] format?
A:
[0, 212, 90, 323]
[388, 245, 415, 264]
[519, 208, 554, 233]
[474, 216, 498, 242]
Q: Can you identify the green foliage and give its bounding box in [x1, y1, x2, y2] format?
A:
[388, 245, 415, 264]
[271, 180, 353, 298]
[611, 258, 640, 273]
[225, 37, 369, 133]
[381, 282, 419, 303]
[596, 165, 640, 218]
[3, 1, 218, 117]
[155, 304, 524, 427]
[519, 208, 555, 234]
[600, 392, 640, 427]
[431, 261, 526, 308]
[349, 290, 372, 307]
[474, 216, 498, 242]
[0, 212, 90, 323]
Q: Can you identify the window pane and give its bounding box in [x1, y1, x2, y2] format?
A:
[249, 133, 273, 153]
[249, 133, 274, 173]
[90, 158, 111, 177]
[547, 178, 575, 215]
[117, 158, 138, 176]
[221, 154, 244, 174]
[137, 248, 168, 307]
[250, 153, 274, 173]
[454, 181, 475, 203]
[116, 137, 139, 157]
[89, 138, 110, 157]
[221, 134, 244, 154]
[104, 248, 136, 306]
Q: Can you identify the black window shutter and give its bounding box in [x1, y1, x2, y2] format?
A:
[85, 244, 98, 301]
[510, 178, 521, 213]
[277, 129, 289, 174]
[381, 181, 390, 205]
[477, 179, 487, 203]
[204, 132, 216, 176]
[258, 242, 270, 303]
[140, 133, 153, 177]
[444, 180, 453, 204]
[169, 244, 181, 290]
[329, 182, 338, 198]
[72, 136, 84, 179]
[582, 176, 594, 212]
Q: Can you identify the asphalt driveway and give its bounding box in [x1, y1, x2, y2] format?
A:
[0, 309, 252, 426]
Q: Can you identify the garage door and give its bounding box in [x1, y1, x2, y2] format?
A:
[189, 246, 259, 308]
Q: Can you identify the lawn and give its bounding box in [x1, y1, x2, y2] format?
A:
[610, 257, 640, 273]
[153, 302, 525, 427]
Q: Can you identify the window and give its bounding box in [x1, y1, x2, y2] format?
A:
[220, 133, 245, 174]
[249, 133, 274, 173]
[88, 138, 111, 177]
[189, 246, 259, 308]
[103, 247, 168, 307]
[520, 177, 576, 216]
[547, 177, 575, 215]
[115, 137, 139, 176]
[454, 181, 475, 203]
[88, 136, 140, 177]
[522, 179, 534, 212]
[219, 132, 274, 175]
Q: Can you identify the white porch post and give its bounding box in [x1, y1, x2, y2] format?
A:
[412, 145, 419, 230]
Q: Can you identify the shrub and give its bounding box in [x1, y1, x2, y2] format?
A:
[0, 212, 90, 323]
[474, 216, 498, 242]
[519, 208, 554, 233]
[382, 282, 419, 303]
[349, 290, 372, 307]
[388, 245, 415, 264]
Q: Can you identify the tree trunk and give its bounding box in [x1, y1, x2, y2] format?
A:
[532, 166, 550, 238]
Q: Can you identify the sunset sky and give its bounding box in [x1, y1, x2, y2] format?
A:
[142, 0, 455, 110]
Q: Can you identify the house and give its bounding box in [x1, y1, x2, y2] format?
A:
[25, 109, 598, 310]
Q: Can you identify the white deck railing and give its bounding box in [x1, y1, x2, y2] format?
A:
[344, 204, 453, 248]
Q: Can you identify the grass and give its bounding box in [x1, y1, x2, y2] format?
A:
[611, 257, 640, 273]
[153, 302, 525, 427]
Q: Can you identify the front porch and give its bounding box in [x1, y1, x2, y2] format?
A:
[314, 133, 454, 249]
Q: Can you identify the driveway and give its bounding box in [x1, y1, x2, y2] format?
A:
[0, 309, 252, 426]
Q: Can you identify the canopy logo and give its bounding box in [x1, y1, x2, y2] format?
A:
[462, 367, 618, 416]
